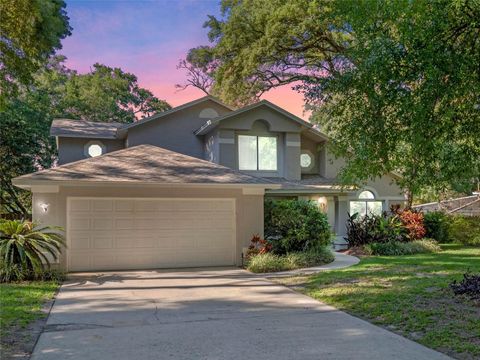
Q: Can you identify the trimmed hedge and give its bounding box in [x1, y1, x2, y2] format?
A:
[264, 199, 332, 254]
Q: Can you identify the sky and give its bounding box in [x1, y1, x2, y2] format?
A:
[60, 0, 308, 119]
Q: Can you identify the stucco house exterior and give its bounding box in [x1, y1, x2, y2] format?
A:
[13, 96, 405, 271]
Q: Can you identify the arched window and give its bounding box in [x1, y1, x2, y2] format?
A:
[84, 141, 105, 158]
[350, 190, 383, 216]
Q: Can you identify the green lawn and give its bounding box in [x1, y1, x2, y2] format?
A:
[279, 245, 480, 359]
[0, 281, 59, 339]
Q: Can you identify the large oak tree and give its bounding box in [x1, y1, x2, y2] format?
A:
[181, 0, 480, 204]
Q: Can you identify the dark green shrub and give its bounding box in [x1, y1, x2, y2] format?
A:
[364, 239, 441, 256]
[264, 199, 331, 254]
[450, 272, 480, 300]
[423, 211, 451, 242]
[449, 215, 480, 246]
[345, 212, 406, 247]
[0, 220, 65, 282]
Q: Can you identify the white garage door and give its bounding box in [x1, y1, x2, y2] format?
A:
[67, 198, 236, 271]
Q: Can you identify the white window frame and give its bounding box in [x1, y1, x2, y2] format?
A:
[237, 134, 278, 171]
[300, 150, 315, 170]
[84, 140, 106, 158]
[349, 189, 383, 216]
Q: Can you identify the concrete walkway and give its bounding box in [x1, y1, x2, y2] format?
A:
[252, 251, 360, 278]
[31, 268, 451, 360]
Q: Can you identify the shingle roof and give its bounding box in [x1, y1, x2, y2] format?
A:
[265, 175, 355, 193]
[13, 145, 278, 187]
[50, 119, 123, 139]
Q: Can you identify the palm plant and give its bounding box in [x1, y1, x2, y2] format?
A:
[0, 220, 65, 280]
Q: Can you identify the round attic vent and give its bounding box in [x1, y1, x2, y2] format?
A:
[199, 108, 219, 119]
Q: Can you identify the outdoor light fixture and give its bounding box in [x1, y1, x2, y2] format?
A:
[317, 197, 327, 212]
[40, 203, 49, 213]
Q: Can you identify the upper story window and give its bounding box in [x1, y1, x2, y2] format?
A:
[238, 135, 277, 171]
[300, 150, 315, 170]
[84, 141, 105, 158]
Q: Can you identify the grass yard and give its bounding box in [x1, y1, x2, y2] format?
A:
[278, 245, 480, 360]
[0, 281, 60, 358]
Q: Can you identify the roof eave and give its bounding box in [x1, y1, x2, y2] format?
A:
[12, 178, 281, 190]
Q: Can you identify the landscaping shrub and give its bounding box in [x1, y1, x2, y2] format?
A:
[264, 199, 331, 254]
[449, 215, 480, 246]
[245, 234, 272, 259]
[0, 220, 65, 282]
[246, 248, 334, 273]
[397, 210, 426, 240]
[450, 272, 480, 300]
[284, 247, 334, 269]
[423, 211, 451, 242]
[246, 253, 288, 273]
[364, 239, 441, 256]
[345, 212, 406, 247]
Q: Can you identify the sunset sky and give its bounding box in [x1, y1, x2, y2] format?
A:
[60, 0, 308, 119]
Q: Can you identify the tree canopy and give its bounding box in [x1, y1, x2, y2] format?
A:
[0, 0, 71, 106]
[180, 0, 480, 202]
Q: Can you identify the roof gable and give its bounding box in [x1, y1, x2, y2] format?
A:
[121, 96, 234, 130]
[194, 100, 329, 140]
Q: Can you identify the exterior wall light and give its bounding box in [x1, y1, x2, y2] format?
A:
[40, 203, 49, 213]
[317, 197, 327, 212]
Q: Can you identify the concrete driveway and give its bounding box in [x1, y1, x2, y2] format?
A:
[32, 268, 450, 360]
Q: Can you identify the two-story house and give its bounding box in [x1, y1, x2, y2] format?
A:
[13, 96, 405, 271]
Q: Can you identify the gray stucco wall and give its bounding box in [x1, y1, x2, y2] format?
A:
[32, 185, 264, 270]
[210, 106, 306, 179]
[57, 137, 125, 165]
[127, 101, 231, 160]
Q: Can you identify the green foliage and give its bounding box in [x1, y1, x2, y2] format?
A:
[0, 0, 71, 105]
[364, 239, 441, 256]
[188, 0, 480, 197]
[424, 211, 451, 243]
[449, 215, 480, 246]
[264, 199, 331, 254]
[246, 253, 287, 273]
[345, 213, 406, 247]
[247, 248, 334, 273]
[0, 220, 65, 282]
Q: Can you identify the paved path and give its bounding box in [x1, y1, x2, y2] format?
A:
[32, 268, 451, 360]
[252, 252, 360, 278]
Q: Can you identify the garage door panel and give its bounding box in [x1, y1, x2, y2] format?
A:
[115, 200, 135, 212]
[70, 199, 91, 212]
[92, 233, 113, 249]
[69, 218, 90, 231]
[68, 198, 235, 271]
[70, 232, 91, 249]
[92, 200, 114, 212]
[92, 218, 113, 230]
